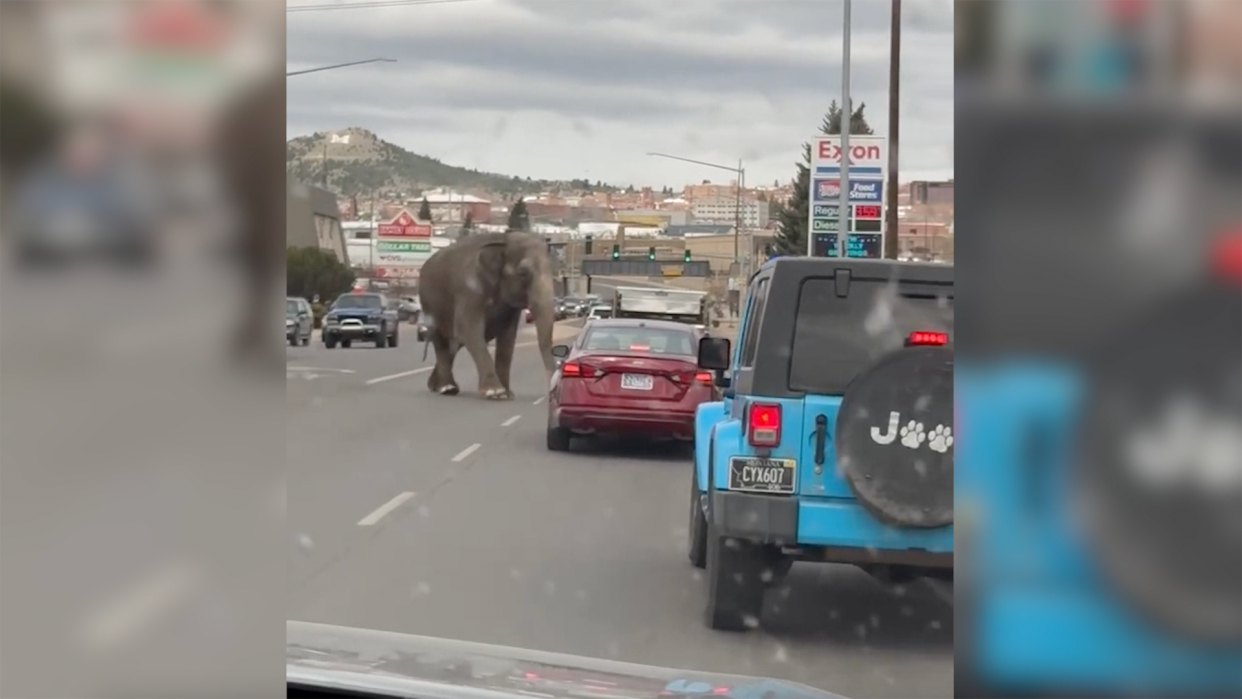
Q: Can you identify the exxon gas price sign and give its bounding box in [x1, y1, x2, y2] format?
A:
[808, 135, 888, 259]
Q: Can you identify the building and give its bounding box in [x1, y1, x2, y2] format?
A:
[907, 180, 955, 206]
[690, 197, 769, 228]
[410, 188, 491, 224]
[615, 209, 691, 227]
[287, 179, 348, 264]
[682, 232, 777, 275]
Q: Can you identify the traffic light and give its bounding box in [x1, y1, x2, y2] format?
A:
[611, 244, 620, 260]
[584, 235, 593, 255]
[683, 249, 691, 263]
[647, 246, 656, 261]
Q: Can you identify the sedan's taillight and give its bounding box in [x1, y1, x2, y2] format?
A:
[747, 402, 781, 447]
[694, 371, 714, 384]
[560, 361, 602, 378]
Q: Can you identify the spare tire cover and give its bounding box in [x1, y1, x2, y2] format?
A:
[1072, 282, 1241, 644]
[835, 345, 954, 528]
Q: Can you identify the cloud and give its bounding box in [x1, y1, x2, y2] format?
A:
[286, 0, 954, 188]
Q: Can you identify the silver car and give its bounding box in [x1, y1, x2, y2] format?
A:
[286, 297, 313, 346]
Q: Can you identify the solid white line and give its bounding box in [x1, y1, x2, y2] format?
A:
[357, 491, 416, 526]
[532, 396, 545, 405]
[76, 559, 201, 649]
[501, 415, 521, 427]
[365, 366, 433, 385]
[287, 366, 356, 373]
[451, 443, 482, 462]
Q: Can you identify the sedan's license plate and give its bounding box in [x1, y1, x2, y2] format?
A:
[620, 373, 653, 390]
[728, 457, 796, 493]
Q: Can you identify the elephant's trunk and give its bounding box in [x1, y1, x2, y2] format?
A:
[530, 279, 557, 375]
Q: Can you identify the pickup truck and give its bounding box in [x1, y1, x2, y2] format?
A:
[321, 292, 400, 349]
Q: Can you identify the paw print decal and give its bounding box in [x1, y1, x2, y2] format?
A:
[899, 421, 926, 449]
[927, 425, 954, 453]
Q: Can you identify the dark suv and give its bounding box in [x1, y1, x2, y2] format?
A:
[691, 257, 953, 631]
[322, 292, 400, 349]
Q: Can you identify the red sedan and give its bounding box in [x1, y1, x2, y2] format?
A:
[546, 319, 717, 451]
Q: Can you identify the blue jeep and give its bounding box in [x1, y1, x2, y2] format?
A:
[689, 257, 954, 631]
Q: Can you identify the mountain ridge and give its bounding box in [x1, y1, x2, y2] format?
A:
[285, 127, 613, 198]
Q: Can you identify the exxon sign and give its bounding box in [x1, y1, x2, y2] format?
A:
[812, 135, 887, 174]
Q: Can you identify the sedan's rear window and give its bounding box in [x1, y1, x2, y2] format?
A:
[581, 326, 695, 356]
[789, 278, 953, 395]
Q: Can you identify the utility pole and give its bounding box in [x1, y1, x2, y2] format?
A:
[884, 0, 902, 259]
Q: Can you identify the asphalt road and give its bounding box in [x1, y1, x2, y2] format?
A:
[286, 320, 953, 699]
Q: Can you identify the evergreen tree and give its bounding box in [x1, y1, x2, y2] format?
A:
[772, 100, 874, 256]
[418, 197, 432, 221]
[508, 198, 531, 231]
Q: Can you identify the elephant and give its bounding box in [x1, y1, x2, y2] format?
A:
[417, 230, 557, 399]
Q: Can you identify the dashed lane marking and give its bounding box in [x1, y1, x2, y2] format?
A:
[532, 396, 545, 406]
[365, 366, 434, 385]
[287, 366, 356, 373]
[501, 415, 521, 427]
[451, 443, 482, 462]
[357, 491, 416, 526]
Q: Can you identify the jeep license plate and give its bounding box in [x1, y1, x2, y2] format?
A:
[728, 457, 796, 493]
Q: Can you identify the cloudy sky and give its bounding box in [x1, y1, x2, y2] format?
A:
[286, 0, 953, 189]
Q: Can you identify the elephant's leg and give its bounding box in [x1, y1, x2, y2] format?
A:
[492, 313, 520, 399]
[428, 334, 461, 395]
[456, 316, 506, 399]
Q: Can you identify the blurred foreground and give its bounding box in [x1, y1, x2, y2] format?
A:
[955, 1, 1241, 697]
[0, 1, 286, 697]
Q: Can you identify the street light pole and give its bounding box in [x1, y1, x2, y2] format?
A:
[734, 159, 743, 271]
[286, 58, 396, 77]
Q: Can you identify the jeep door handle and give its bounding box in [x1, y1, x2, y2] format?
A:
[813, 414, 828, 465]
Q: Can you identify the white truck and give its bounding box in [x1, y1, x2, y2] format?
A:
[610, 286, 709, 329]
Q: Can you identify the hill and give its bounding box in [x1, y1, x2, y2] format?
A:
[286, 127, 611, 198]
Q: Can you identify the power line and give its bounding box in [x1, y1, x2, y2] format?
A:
[287, 0, 477, 13]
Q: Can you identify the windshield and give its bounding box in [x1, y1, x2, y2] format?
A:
[581, 325, 695, 356]
[271, 2, 956, 698]
[333, 295, 382, 310]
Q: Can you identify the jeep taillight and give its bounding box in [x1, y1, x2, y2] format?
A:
[747, 402, 781, 447]
[907, 330, 948, 346]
